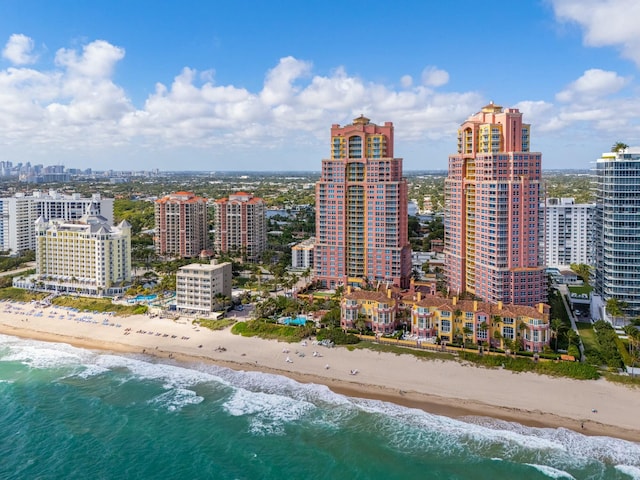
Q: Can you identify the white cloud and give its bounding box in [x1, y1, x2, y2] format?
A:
[0, 37, 487, 156]
[55, 40, 124, 78]
[11, 35, 640, 170]
[421, 66, 449, 87]
[514, 100, 554, 119]
[400, 75, 413, 88]
[556, 69, 629, 102]
[551, 0, 640, 67]
[260, 56, 311, 106]
[2, 34, 37, 65]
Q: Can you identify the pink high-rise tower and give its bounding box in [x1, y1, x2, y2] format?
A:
[315, 115, 411, 290]
[444, 103, 546, 306]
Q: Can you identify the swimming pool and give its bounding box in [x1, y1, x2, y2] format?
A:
[128, 294, 158, 303]
[280, 316, 308, 326]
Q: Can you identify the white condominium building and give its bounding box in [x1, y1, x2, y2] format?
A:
[16, 214, 131, 296]
[291, 237, 315, 269]
[0, 190, 114, 254]
[594, 149, 640, 316]
[176, 260, 232, 314]
[544, 198, 595, 268]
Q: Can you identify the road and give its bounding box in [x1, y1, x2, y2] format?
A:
[557, 284, 585, 362]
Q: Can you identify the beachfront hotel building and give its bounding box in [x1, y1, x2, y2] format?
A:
[544, 198, 595, 268]
[0, 190, 114, 254]
[314, 115, 411, 290]
[594, 149, 640, 317]
[154, 192, 209, 258]
[176, 260, 232, 315]
[444, 102, 546, 306]
[410, 295, 550, 352]
[13, 214, 131, 296]
[291, 237, 315, 269]
[213, 192, 267, 262]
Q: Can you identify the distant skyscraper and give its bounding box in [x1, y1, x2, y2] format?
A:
[213, 192, 266, 262]
[594, 149, 640, 316]
[544, 198, 595, 268]
[315, 115, 411, 289]
[155, 192, 209, 258]
[444, 103, 545, 306]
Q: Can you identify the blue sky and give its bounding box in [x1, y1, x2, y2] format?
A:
[1, 0, 639, 171]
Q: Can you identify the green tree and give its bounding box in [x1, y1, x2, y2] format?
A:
[611, 141, 629, 152]
[478, 321, 489, 347]
[462, 325, 473, 351]
[569, 263, 592, 285]
[550, 318, 565, 352]
[567, 329, 579, 358]
[606, 298, 628, 325]
[492, 329, 503, 350]
[321, 307, 341, 328]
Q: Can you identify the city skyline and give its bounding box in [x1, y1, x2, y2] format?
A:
[2, 0, 640, 171]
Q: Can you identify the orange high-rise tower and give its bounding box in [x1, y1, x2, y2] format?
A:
[444, 103, 545, 306]
[315, 115, 411, 289]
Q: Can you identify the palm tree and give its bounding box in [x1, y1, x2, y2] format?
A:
[606, 298, 628, 326]
[550, 318, 565, 352]
[479, 321, 489, 348]
[625, 327, 640, 376]
[462, 325, 473, 351]
[453, 327, 463, 346]
[302, 267, 312, 284]
[569, 263, 592, 285]
[623, 325, 638, 357]
[517, 322, 527, 352]
[492, 329, 503, 350]
[453, 309, 462, 325]
[567, 329, 579, 357]
[611, 141, 629, 153]
[355, 313, 367, 334]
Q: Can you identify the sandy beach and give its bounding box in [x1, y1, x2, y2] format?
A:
[0, 300, 638, 442]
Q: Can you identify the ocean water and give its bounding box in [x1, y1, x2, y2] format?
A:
[1, 334, 639, 480]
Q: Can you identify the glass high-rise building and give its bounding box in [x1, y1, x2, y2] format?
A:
[444, 103, 546, 306]
[314, 115, 411, 289]
[594, 149, 640, 316]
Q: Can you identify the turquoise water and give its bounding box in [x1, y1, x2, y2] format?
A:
[128, 294, 158, 303]
[1, 334, 639, 480]
[281, 316, 308, 326]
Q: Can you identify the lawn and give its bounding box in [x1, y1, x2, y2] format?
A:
[567, 285, 593, 295]
[577, 322, 598, 354]
[195, 318, 236, 331]
[51, 295, 147, 316]
[0, 287, 47, 302]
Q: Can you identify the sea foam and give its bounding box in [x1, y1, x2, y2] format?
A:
[615, 465, 640, 480]
[1, 333, 639, 472]
[525, 464, 576, 479]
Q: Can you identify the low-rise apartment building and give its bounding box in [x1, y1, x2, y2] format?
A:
[410, 296, 550, 352]
[176, 260, 232, 315]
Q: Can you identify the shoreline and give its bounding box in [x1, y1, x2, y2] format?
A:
[0, 304, 639, 443]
